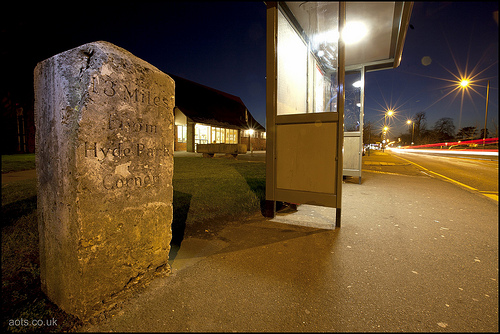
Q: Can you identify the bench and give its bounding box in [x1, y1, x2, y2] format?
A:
[196, 143, 247, 158]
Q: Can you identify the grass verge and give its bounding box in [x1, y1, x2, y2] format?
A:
[172, 156, 265, 239]
[1, 154, 36, 173]
[2, 154, 265, 332]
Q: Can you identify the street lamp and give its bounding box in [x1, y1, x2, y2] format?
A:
[460, 79, 490, 146]
[382, 110, 393, 151]
[483, 80, 490, 146]
[460, 79, 470, 88]
[382, 126, 389, 152]
[247, 128, 254, 154]
[406, 119, 414, 145]
[384, 110, 394, 130]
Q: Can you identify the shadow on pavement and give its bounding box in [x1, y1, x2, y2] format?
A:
[231, 161, 267, 216]
[169, 190, 192, 261]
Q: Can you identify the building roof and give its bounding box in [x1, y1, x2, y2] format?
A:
[168, 74, 265, 132]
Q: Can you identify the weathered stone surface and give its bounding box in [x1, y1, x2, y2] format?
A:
[34, 41, 174, 319]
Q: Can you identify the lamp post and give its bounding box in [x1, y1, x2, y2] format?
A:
[385, 110, 394, 126]
[483, 80, 490, 146]
[382, 126, 389, 152]
[247, 128, 254, 154]
[460, 79, 490, 147]
[406, 119, 414, 145]
[382, 110, 393, 151]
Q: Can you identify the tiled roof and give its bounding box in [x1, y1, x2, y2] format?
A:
[168, 74, 265, 131]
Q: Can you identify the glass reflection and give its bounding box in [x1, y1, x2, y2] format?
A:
[345, 70, 361, 132]
[277, 2, 339, 115]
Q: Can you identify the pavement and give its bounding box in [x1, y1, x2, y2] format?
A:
[173, 150, 267, 161]
[1, 168, 37, 184]
[78, 149, 498, 332]
[5, 151, 498, 331]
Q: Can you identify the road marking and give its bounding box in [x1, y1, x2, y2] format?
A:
[393, 154, 498, 202]
[479, 191, 499, 202]
[362, 169, 406, 176]
[363, 161, 397, 166]
[482, 194, 499, 201]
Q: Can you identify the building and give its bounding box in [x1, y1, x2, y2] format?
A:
[169, 74, 266, 152]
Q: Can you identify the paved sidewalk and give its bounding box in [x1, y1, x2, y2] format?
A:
[1, 169, 37, 184]
[81, 151, 498, 332]
[174, 150, 266, 161]
[361, 149, 422, 176]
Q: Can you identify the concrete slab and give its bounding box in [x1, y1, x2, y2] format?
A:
[271, 204, 337, 229]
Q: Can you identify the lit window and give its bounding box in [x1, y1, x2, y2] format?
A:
[195, 124, 210, 144]
[177, 125, 187, 143]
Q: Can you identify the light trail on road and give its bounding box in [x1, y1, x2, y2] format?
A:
[392, 148, 498, 157]
[388, 148, 498, 202]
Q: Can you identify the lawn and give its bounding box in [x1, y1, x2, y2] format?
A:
[1, 154, 36, 173]
[172, 156, 265, 241]
[1, 154, 266, 332]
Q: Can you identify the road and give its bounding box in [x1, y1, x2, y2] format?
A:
[388, 148, 499, 201]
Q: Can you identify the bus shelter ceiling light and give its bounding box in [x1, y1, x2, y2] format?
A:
[352, 80, 363, 88]
[311, 22, 368, 47]
[342, 21, 368, 44]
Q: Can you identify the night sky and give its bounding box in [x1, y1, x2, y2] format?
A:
[2, 1, 498, 138]
[366, 1, 499, 138]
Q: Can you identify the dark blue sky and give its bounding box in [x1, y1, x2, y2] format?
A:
[2, 2, 498, 138]
[366, 1, 499, 137]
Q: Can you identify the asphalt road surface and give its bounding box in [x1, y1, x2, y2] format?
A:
[389, 148, 499, 202]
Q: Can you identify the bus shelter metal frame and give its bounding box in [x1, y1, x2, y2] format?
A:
[264, 1, 346, 228]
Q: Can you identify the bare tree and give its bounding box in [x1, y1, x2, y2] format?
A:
[456, 126, 477, 140]
[491, 117, 498, 138]
[412, 112, 427, 144]
[363, 121, 374, 144]
[433, 117, 455, 142]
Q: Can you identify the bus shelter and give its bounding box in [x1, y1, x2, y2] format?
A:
[265, 1, 413, 226]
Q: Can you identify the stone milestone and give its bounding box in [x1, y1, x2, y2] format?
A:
[34, 41, 175, 319]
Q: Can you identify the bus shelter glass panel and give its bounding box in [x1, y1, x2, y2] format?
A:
[343, 68, 364, 183]
[345, 71, 361, 131]
[277, 3, 339, 115]
[270, 1, 343, 213]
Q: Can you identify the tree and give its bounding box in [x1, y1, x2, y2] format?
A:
[433, 117, 455, 142]
[412, 112, 427, 144]
[491, 118, 498, 138]
[399, 132, 412, 146]
[479, 128, 489, 139]
[421, 129, 438, 144]
[456, 126, 477, 140]
[363, 122, 374, 144]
